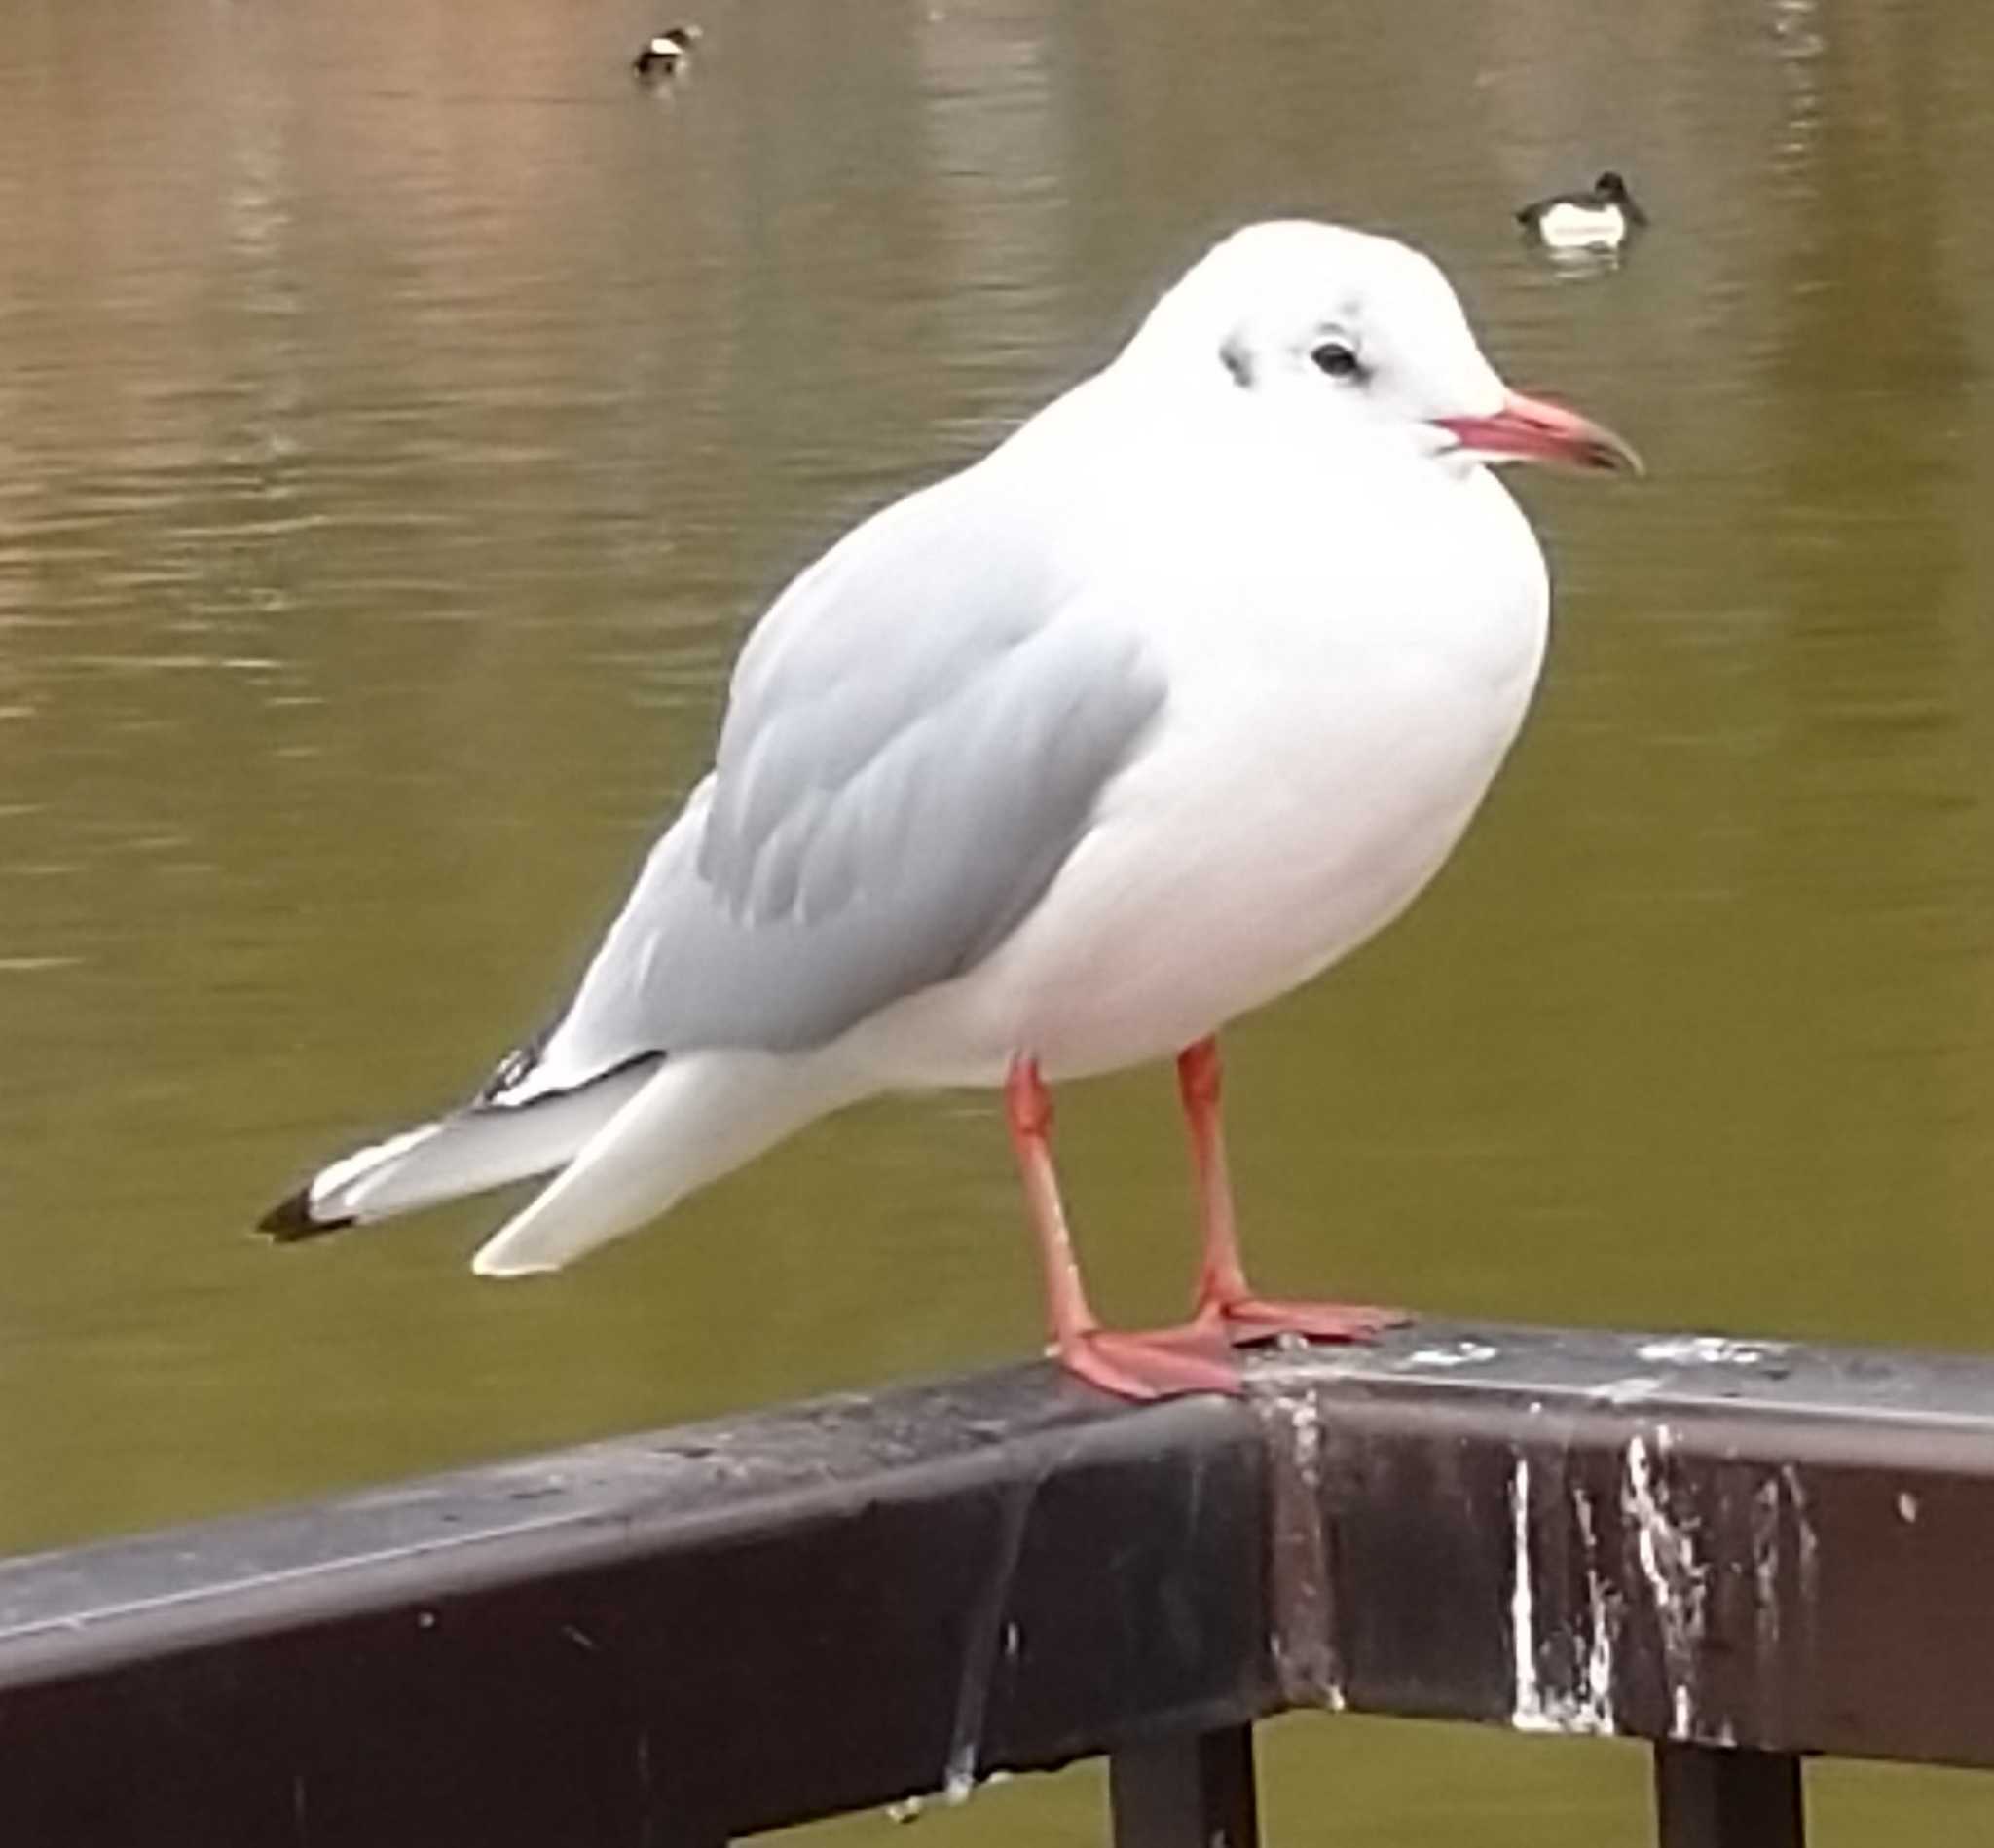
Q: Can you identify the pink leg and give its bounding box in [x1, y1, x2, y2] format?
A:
[1005, 1056, 1239, 1400]
[1177, 1037, 1407, 1345]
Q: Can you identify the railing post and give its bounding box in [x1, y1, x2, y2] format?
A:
[1108, 1725, 1259, 1848]
[1653, 1744, 1804, 1848]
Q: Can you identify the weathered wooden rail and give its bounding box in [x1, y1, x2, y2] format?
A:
[5, 1318, 1993, 1845]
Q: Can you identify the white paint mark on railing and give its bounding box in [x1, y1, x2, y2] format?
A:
[1624, 1428, 1709, 1740]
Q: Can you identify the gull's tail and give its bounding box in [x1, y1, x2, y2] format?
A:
[258, 1058, 663, 1239]
[260, 1048, 863, 1273]
[469, 1049, 863, 1275]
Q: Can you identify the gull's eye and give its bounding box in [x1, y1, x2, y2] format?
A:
[1311, 341, 1362, 381]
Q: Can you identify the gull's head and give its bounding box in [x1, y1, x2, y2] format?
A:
[1126, 220, 1640, 477]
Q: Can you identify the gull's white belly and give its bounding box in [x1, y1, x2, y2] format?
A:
[844, 466, 1549, 1087]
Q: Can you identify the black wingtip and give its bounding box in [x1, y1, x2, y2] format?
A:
[257, 1187, 354, 1243]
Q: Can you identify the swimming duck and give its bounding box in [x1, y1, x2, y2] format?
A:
[1515, 171, 1647, 252]
[633, 25, 701, 79]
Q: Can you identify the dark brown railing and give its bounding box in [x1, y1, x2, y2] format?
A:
[9, 1317, 1994, 1845]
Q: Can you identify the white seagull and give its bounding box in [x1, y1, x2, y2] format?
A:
[263, 221, 1638, 1399]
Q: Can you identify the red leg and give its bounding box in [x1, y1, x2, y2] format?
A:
[1004, 1056, 1239, 1400]
[1177, 1037, 1407, 1345]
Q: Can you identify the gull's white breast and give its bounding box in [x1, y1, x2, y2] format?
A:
[843, 415, 1551, 1087]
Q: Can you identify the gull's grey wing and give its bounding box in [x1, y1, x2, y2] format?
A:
[491, 463, 1166, 1100]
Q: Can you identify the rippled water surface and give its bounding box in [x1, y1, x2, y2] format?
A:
[4, 0, 1993, 1839]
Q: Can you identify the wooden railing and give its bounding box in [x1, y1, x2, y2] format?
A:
[8, 1317, 1994, 1845]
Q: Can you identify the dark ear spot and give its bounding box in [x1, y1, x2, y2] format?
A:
[1219, 334, 1254, 388]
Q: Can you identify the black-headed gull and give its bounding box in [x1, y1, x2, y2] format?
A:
[1516, 171, 1648, 253]
[263, 221, 1638, 1399]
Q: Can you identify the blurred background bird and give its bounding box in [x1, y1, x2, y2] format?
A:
[1515, 170, 1647, 252]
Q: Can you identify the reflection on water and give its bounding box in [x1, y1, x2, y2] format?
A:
[3, 0, 1991, 1840]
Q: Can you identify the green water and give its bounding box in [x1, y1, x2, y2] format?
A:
[3, 0, 1991, 1838]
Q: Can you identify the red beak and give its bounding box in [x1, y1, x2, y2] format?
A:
[1432, 389, 1642, 476]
